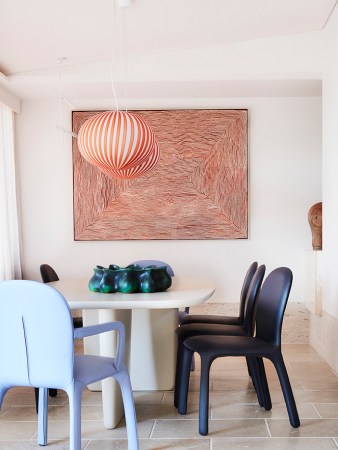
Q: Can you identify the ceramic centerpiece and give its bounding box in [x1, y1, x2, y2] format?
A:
[88, 263, 172, 294]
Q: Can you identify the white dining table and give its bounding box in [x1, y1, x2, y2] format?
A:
[48, 276, 215, 429]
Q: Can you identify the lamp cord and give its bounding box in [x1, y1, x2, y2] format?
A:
[122, 6, 128, 112]
[111, 0, 129, 112]
[111, 0, 119, 111]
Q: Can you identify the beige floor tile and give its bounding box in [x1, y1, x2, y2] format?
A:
[44, 418, 153, 441]
[210, 390, 262, 405]
[267, 418, 338, 437]
[86, 438, 211, 449]
[299, 380, 338, 390]
[210, 368, 251, 378]
[314, 404, 338, 419]
[270, 390, 338, 404]
[211, 378, 256, 391]
[284, 353, 326, 363]
[133, 391, 165, 404]
[288, 361, 335, 374]
[283, 344, 320, 353]
[84, 439, 129, 450]
[0, 441, 74, 449]
[139, 439, 211, 449]
[0, 407, 38, 421]
[0, 422, 37, 440]
[135, 403, 200, 420]
[163, 390, 262, 407]
[81, 389, 104, 406]
[211, 402, 320, 420]
[152, 418, 269, 438]
[1, 343, 338, 448]
[211, 437, 338, 449]
[82, 418, 155, 440]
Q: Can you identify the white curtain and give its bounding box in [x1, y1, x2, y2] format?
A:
[0, 101, 22, 280]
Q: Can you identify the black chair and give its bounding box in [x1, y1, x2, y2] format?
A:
[40, 264, 83, 328]
[174, 265, 266, 408]
[177, 267, 300, 435]
[180, 261, 258, 326]
[39, 264, 59, 284]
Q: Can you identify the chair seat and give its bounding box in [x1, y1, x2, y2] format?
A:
[176, 323, 246, 341]
[73, 355, 121, 386]
[184, 335, 278, 358]
[180, 314, 242, 326]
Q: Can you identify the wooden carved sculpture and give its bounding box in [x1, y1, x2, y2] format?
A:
[308, 202, 322, 250]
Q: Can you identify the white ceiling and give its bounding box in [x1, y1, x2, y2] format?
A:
[0, 0, 336, 100]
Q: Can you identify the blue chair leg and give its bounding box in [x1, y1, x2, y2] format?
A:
[177, 346, 194, 415]
[174, 340, 184, 408]
[247, 357, 265, 407]
[68, 384, 83, 450]
[37, 388, 48, 446]
[257, 357, 272, 411]
[272, 353, 300, 428]
[115, 369, 140, 450]
[198, 354, 213, 436]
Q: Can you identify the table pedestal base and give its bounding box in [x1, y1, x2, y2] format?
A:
[130, 309, 177, 390]
[82, 308, 178, 428]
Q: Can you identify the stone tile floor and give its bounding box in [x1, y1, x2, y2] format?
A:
[1, 342, 338, 449]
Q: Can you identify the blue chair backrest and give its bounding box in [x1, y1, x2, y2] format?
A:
[255, 267, 293, 347]
[242, 265, 265, 336]
[0, 280, 74, 389]
[238, 262, 258, 322]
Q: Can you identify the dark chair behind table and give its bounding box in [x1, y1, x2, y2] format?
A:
[40, 264, 83, 329]
[178, 261, 258, 375]
[0, 280, 139, 450]
[174, 264, 266, 408]
[180, 261, 258, 326]
[178, 267, 300, 436]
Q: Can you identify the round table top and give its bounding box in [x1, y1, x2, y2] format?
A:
[48, 276, 216, 310]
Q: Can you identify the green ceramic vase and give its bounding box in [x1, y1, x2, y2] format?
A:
[88, 263, 172, 294]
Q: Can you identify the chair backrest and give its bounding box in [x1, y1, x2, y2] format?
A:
[40, 264, 59, 283]
[242, 265, 266, 336]
[238, 262, 258, 322]
[255, 267, 293, 347]
[130, 260, 174, 277]
[0, 280, 74, 389]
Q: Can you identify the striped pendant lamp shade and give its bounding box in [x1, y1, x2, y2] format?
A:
[100, 141, 160, 179]
[77, 110, 159, 179]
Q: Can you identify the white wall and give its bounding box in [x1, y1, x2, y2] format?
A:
[15, 95, 321, 303]
[322, 4, 338, 318]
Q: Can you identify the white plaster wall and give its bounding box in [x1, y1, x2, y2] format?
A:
[15, 96, 321, 303]
[322, 4, 338, 318]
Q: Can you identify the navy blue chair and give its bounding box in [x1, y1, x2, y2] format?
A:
[177, 267, 300, 435]
[174, 265, 266, 408]
[180, 262, 258, 326]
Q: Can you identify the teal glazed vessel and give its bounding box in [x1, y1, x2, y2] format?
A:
[88, 264, 172, 294]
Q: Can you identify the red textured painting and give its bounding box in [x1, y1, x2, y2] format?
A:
[72, 109, 248, 240]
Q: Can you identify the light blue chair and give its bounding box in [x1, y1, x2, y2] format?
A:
[0, 280, 139, 450]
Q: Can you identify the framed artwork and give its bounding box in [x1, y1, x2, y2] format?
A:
[72, 109, 248, 240]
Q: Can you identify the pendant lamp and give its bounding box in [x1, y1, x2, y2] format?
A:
[77, 110, 159, 180]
